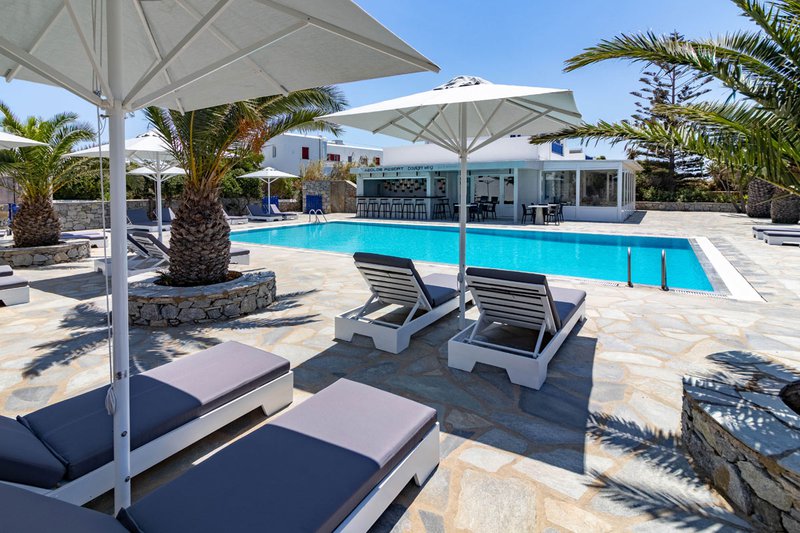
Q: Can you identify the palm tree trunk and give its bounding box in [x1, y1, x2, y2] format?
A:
[770, 193, 800, 224]
[12, 197, 61, 247]
[746, 178, 775, 218]
[168, 188, 230, 286]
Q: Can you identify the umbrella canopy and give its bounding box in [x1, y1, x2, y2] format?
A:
[321, 76, 582, 327]
[0, 1, 437, 512]
[72, 131, 176, 240]
[128, 165, 185, 177]
[0, 131, 47, 149]
[239, 167, 298, 202]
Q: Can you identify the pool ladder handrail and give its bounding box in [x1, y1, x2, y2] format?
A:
[626, 247, 669, 291]
[307, 209, 327, 224]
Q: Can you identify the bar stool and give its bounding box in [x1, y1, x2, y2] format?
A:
[379, 199, 391, 218]
[402, 199, 415, 220]
[414, 198, 427, 220]
[391, 198, 404, 219]
[366, 198, 379, 218]
[356, 198, 367, 217]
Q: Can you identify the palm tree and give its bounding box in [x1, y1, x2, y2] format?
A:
[145, 87, 345, 286]
[530, 0, 800, 195]
[0, 103, 96, 247]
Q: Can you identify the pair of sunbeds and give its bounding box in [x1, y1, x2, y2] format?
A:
[336, 253, 586, 390]
[752, 224, 800, 246]
[94, 232, 251, 277]
[247, 202, 299, 222]
[126, 208, 175, 232]
[0, 264, 29, 306]
[0, 341, 439, 532]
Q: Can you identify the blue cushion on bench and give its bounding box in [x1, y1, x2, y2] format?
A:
[0, 416, 65, 488]
[119, 379, 436, 533]
[21, 342, 289, 480]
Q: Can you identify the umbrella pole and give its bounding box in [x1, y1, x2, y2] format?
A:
[156, 154, 163, 241]
[458, 103, 468, 329]
[108, 0, 131, 512]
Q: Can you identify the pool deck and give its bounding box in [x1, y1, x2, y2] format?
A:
[1, 210, 799, 531]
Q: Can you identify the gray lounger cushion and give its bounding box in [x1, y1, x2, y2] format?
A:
[354, 252, 458, 308]
[0, 265, 12, 276]
[0, 416, 65, 488]
[466, 267, 586, 331]
[20, 341, 289, 481]
[247, 203, 269, 217]
[0, 483, 127, 533]
[127, 208, 154, 226]
[763, 229, 800, 236]
[230, 247, 249, 257]
[119, 379, 437, 533]
[0, 275, 28, 291]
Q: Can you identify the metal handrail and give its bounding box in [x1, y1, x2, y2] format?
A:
[627, 247, 633, 287]
[661, 250, 669, 291]
[307, 209, 327, 224]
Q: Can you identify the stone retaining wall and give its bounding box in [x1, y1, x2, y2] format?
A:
[637, 201, 737, 213]
[682, 355, 800, 531]
[302, 180, 356, 213]
[0, 240, 91, 267]
[128, 271, 276, 326]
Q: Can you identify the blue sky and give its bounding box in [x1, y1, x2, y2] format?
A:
[0, 0, 751, 159]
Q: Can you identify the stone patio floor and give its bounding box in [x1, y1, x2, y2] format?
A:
[2, 210, 799, 532]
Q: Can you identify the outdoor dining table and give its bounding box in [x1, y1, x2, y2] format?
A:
[528, 204, 551, 225]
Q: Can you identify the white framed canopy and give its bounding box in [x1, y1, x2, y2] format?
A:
[0, 131, 47, 149]
[238, 167, 298, 200]
[321, 76, 582, 327]
[0, 0, 437, 512]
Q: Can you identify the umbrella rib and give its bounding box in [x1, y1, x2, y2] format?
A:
[371, 106, 421, 134]
[64, 0, 112, 99]
[412, 105, 442, 142]
[5, 3, 65, 83]
[505, 99, 579, 129]
[124, 0, 233, 106]
[436, 107, 460, 148]
[506, 96, 582, 120]
[388, 122, 456, 153]
[469, 109, 549, 153]
[132, 0, 186, 114]
[395, 108, 459, 152]
[127, 22, 307, 110]
[174, 0, 289, 95]
[467, 100, 505, 152]
[0, 35, 103, 107]
[253, 0, 439, 73]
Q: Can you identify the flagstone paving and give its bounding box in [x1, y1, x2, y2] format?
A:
[1, 211, 799, 532]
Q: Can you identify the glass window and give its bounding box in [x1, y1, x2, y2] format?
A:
[474, 175, 499, 201]
[301, 146, 310, 160]
[271, 146, 277, 158]
[542, 170, 576, 205]
[580, 170, 618, 207]
[503, 176, 514, 204]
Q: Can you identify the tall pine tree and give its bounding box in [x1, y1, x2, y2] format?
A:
[629, 32, 713, 194]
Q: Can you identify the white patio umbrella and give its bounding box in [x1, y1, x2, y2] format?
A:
[238, 166, 298, 207]
[320, 76, 583, 327]
[0, 1, 436, 511]
[128, 165, 185, 240]
[0, 131, 47, 149]
[71, 131, 176, 240]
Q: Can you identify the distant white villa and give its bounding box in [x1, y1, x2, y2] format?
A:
[262, 132, 383, 176]
[354, 136, 640, 223]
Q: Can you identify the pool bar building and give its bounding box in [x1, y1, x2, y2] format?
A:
[354, 136, 640, 223]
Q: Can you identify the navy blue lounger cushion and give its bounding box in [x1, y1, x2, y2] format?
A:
[119, 379, 437, 533]
[0, 483, 128, 533]
[466, 267, 586, 330]
[20, 341, 289, 480]
[0, 416, 65, 488]
[354, 252, 458, 308]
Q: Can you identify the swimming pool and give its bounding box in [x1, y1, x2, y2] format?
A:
[232, 221, 714, 291]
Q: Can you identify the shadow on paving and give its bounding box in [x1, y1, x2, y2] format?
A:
[29, 270, 110, 300]
[23, 290, 319, 378]
[291, 311, 597, 532]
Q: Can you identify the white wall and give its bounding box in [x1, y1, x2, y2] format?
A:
[326, 141, 383, 166]
[384, 136, 572, 166]
[262, 134, 327, 175]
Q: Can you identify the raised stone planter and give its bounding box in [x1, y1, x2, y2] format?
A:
[682, 354, 800, 532]
[0, 240, 91, 267]
[636, 201, 737, 213]
[128, 271, 276, 327]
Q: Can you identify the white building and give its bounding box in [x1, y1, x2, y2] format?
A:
[262, 132, 382, 176]
[354, 136, 640, 223]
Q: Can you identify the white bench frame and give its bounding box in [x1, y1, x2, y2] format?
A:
[752, 226, 800, 239]
[448, 274, 585, 390]
[335, 261, 464, 353]
[0, 283, 29, 306]
[336, 423, 440, 533]
[2, 371, 293, 505]
[764, 232, 800, 245]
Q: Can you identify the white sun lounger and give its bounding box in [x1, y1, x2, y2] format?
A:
[224, 207, 249, 225]
[0, 269, 29, 306]
[752, 224, 800, 239]
[247, 203, 281, 222]
[764, 230, 800, 246]
[129, 231, 251, 266]
[93, 234, 168, 277]
[335, 252, 468, 353]
[448, 267, 586, 390]
[0, 341, 293, 505]
[269, 203, 298, 220]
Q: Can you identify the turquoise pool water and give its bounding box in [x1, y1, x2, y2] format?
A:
[232, 221, 714, 291]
